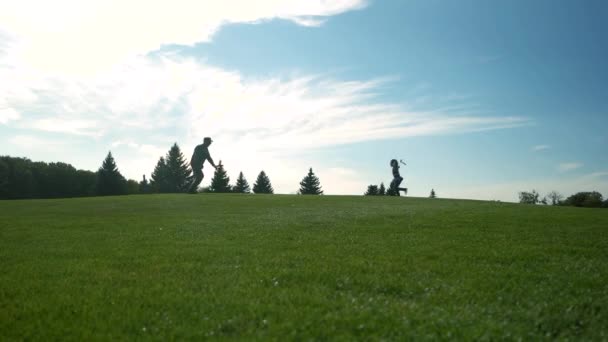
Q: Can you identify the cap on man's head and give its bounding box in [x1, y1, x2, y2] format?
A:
[204, 137, 213, 143]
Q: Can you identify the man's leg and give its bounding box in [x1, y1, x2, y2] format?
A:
[188, 168, 204, 193]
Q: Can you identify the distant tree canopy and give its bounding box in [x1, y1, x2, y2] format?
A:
[519, 190, 540, 204]
[364, 184, 379, 196]
[517, 189, 606, 208]
[233, 171, 251, 194]
[430, 189, 436, 198]
[563, 191, 604, 208]
[150, 143, 191, 193]
[299, 168, 323, 195]
[209, 161, 231, 193]
[96, 151, 128, 196]
[546, 191, 563, 206]
[253, 171, 274, 194]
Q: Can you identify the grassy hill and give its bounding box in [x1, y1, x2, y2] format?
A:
[1, 194, 607, 340]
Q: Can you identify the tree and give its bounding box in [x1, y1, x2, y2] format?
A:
[364, 184, 379, 196]
[139, 174, 149, 194]
[209, 161, 231, 193]
[253, 171, 274, 194]
[75, 169, 96, 197]
[547, 191, 563, 206]
[563, 191, 604, 208]
[518, 190, 540, 204]
[603, 199, 608, 208]
[378, 182, 386, 196]
[233, 171, 251, 193]
[96, 151, 127, 196]
[126, 179, 139, 194]
[430, 189, 436, 198]
[386, 187, 397, 196]
[1, 155, 95, 199]
[298, 168, 323, 195]
[150, 157, 170, 193]
[0, 158, 9, 198]
[164, 143, 192, 192]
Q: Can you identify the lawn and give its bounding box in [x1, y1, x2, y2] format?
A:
[1, 194, 607, 340]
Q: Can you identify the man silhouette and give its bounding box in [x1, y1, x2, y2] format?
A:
[188, 137, 217, 193]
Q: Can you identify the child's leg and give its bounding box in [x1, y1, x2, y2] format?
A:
[396, 177, 407, 195]
[390, 178, 399, 196]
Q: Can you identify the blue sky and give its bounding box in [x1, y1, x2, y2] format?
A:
[1, 0, 607, 201]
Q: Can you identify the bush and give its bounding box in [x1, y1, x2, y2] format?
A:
[563, 192, 604, 208]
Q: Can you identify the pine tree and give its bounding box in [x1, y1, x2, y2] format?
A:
[364, 184, 379, 196]
[150, 157, 170, 193]
[430, 189, 436, 198]
[378, 182, 386, 196]
[164, 143, 192, 192]
[298, 168, 323, 195]
[233, 171, 251, 193]
[253, 171, 274, 194]
[209, 161, 231, 193]
[96, 151, 127, 196]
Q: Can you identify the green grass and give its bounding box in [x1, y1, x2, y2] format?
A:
[1, 194, 607, 340]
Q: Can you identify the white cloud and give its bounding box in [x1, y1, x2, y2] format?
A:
[532, 144, 550, 151]
[0, 0, 367, 76]
[0, 107, 20, 124]
[558, 162, 583, 172]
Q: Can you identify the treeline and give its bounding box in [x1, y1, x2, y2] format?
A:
[0, 153, 139, 199]
[364, 183, 437, 198]
[519, 190, 608, 208]
[1, 143, 327, 199]
[0, 156, 98, 199]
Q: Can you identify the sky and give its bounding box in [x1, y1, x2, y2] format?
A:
[1, 0, 607, 201]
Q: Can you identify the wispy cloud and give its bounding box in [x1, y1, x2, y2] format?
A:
[558, 162, 583, 172]
[8, 135, 65, 152]
[532, 144, 550, 152]
[2, 53, 530, 189]
[586, 171, 608, 179]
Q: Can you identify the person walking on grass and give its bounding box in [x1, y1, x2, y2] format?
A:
[188, 137, 217, 193]
[390, 159, 408, 196]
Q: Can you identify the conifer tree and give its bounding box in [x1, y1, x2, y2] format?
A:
[378, 182, 386, 196]
[150, 157, 170, 193]
[430, 189, 436, 198]
[253, 171, 274, 194]
[209, 161, 231, 193]
[298, 168, 323, 195]
[364, 184, 379, 196]
[164, 143, 192, 192]
[96, 151, 127, 196]
[139, 174, 149, 194]
[233, 171, 251, 193]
